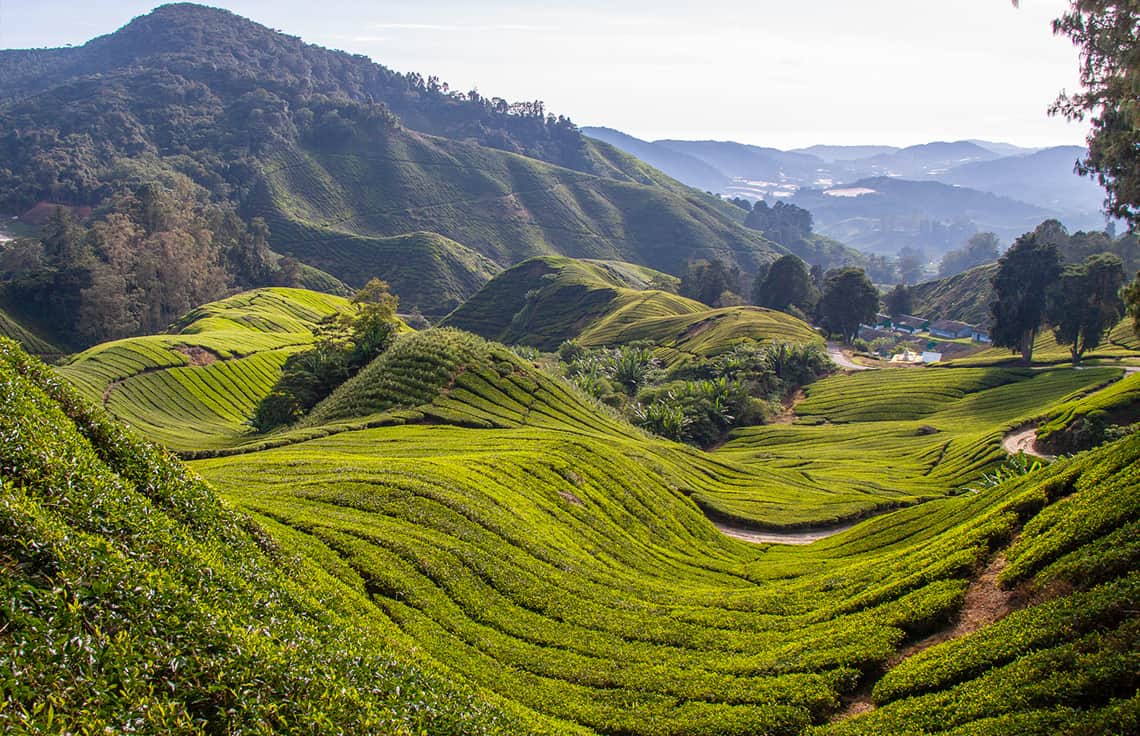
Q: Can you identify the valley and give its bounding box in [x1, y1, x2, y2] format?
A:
[2, 3, 1139, 735]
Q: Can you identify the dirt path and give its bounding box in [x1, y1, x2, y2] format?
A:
[832, 554, 1021, 721]
[713, 518, 859, 545]
[827, 342, 874, 371]
[1001, 425, 1053, 460]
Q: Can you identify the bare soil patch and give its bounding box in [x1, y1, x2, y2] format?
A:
[175, 344, 218, 366]
[1001, 425, 1053, 460]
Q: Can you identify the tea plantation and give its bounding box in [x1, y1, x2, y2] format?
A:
[6, 287, 1139, 735]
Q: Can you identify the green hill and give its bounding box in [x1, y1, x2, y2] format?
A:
[0, 336, 570, 735]
[22, 305, 1140, 734]
[909, 263, 998, 326]
[188, 335, 1139, 734]
[442, 256, 817, 357]
[0, 4, 784, 319]
[57, 287, 352, 452]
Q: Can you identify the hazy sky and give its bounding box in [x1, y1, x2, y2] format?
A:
[0, 0, 1088, 149]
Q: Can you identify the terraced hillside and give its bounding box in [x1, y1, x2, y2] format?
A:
[952, 317, 1140, 367]
[176, 328, 1140, 735]
[442, 256, 818, 359]
[57, 288, 352, 452]
[710, 366, 1121, 527]
[253, 134, 781, 316]
[909, 263, 998, 326]
[0, 336, 575, 734]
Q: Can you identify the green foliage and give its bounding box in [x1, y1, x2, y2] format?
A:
[969, 452, 1045, 492]
[753, 254, 818, 314]
[819, 267, 878, 343]
[882, 283, 912, 317]
[57, 287, 354, 451]
[681, 258, 744, 307]
[1046, 252, 1126, 365]
[1051, 2, 1140, 225]
[991, 232, 1063, 363]
[251, 280, 400, 430]
[1036, 371, 1140, 453]
[1124, 269, 1140, 339]
[0, 337, 558, 735]
[939, 232, 1000, 278]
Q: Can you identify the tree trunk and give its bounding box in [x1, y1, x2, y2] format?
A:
[1020, 331, 1035, 365]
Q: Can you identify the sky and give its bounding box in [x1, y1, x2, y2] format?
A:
[0, 0, 1089, 150]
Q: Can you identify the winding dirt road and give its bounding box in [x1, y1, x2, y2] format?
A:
[714, 519, 858, 546]
[826, 342, 873, 371]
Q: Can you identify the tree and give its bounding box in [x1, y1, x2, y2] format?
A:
[883, 283, 913, 317]
[680, 259, 741, 306]
[897, 246, 926, 284]
[818, 267, 879, 343]
[939, 232, 1000, 277]
[1046, 253, 1126, 365]
[990, 233, 1064, 364]
[1050, 2, 1140, 225]
[752, 255, 816, 314]
[1124, 270, 1140, 337]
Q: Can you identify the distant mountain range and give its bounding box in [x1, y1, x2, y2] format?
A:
[583, 127, 1109, 257]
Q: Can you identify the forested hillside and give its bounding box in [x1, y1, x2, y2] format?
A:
[0, 3, 783, 326]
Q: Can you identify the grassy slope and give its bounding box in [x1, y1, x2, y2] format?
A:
[909, 263, 998, 326]
[250, 132, 784, 317]
[56, 288, 352, 452]
[0, 336, 572, 735]
[441, 255, 818, 358]
[951, 318, 1140, 367]
[0, 304, 59, 355]
[184, 329, 1140, 734]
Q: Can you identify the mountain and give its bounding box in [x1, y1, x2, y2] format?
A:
[791, 177, 1053, 256]
[941, 146, 1106, 218]
[790, 144, 899, 162]
[964, 139, 1043, 157]
[581, 127, 730, 192]
[0, 4, 784, 319]
[861, 140, 1002, 177]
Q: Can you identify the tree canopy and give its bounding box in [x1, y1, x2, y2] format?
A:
[818, 267, 879, 343]
[751, 254, 817, 315]
[939, 232, 1000, 278]
[990, 233, 1064, 364]
[1050, 2, 1140, 225]
[680, 259, 742, 307]
[1046, 253, 1126, 365]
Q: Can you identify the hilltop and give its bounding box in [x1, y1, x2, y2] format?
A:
[0, 4, 784, 319]
[441, 255, 819, 356]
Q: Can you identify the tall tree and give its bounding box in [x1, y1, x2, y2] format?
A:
[991, 233, 1063, 364]
[883, 283, 912, 317]
[1124, 269, 1140, 337]
[1050, 2, 1140, 225]
[818, 267, 879, 343]
[752, 255, 816, 314]
[1047, 253, 1126, 366]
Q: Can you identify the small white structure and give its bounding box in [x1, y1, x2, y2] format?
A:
[921, 351, 943, 364]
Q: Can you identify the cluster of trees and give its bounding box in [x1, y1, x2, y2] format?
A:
[681, 253, 881, 345]
[991, 232, 1129, 365]
[252, 279, 400, 430]
[939, 233, 1001, 278]
[558, 339, 831, 447]
[0, 171, 288, 346]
